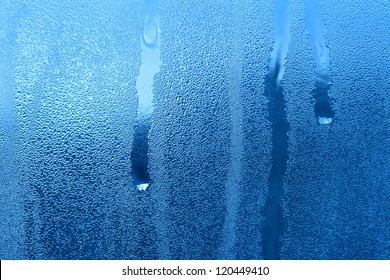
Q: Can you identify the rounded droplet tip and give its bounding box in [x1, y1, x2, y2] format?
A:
[137, 183, 149, 191]
[136, 183, 149, 191]
[142, 18, 159, 48]
[318, 117, 332, 125]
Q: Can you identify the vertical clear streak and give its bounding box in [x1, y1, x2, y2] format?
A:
[219, 1, 244, 260]
[262, 0, 291, 260]
[131, 0, 160, 190]
[268, 0, 291, 86]
[305, 0, 335, 124]
[0, 3, 27, 259]
[133, 0, 172, 260]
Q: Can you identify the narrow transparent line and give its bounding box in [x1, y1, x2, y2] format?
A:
[261, 0, 291, 260]
[131, 0, 160, 190]
[304, 0, 335, 124]
[219, 1, 245, 259]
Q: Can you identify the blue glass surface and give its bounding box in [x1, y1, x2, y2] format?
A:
[0, 0, 389, 259]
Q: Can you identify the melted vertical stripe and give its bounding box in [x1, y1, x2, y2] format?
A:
[0, 3, 25, 258]
[219, 1, 244, 260]
[305, 0, 335, 124]
[262, 0, 291, 260]
[131, 0, 161, 190]
[268, 0, 291, 86]
[135, 0, 172, 260]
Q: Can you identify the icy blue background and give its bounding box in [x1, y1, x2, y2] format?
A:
[0, 0, 389, 259]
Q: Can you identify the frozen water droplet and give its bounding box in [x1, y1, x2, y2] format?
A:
[142, 18, 158, 48]
[137, 183, 149, 191]
[318, 117, 332, 125]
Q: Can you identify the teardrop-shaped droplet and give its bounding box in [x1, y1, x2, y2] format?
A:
[142, 18, 158, 48]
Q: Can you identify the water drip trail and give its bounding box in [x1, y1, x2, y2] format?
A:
[219, 0, 244, 260]
[304, 0, 335, 124]
[0, 4, 24, 258]
[127, 0, 163, 260]
[261, 0, 291, 260]
[131, 0, 160, 190]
